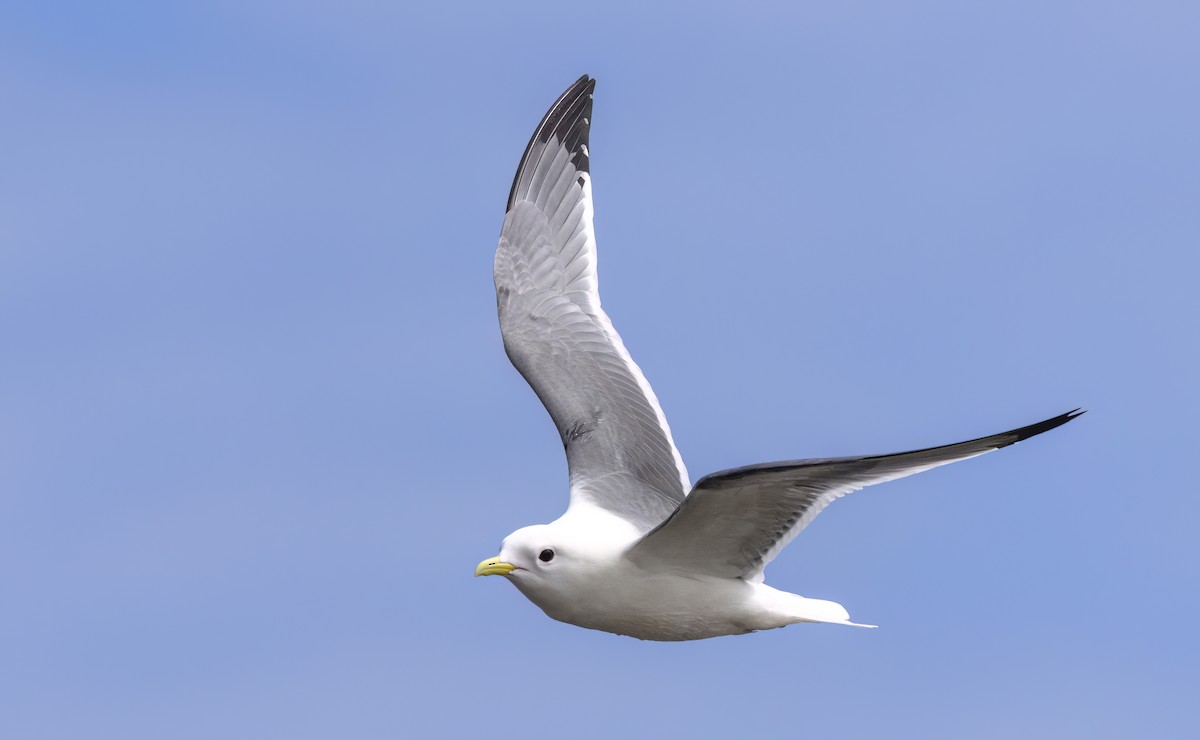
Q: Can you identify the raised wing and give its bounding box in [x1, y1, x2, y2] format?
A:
[627, 410, 1084, 580]
[495, 76, 690, 532]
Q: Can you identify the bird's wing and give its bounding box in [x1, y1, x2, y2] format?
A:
[627, 410, 1084, 580]
[495, 76, 689, 532]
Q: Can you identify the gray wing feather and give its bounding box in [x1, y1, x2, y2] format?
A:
[496, 76, 690, 532]
[627, 410, 1084, 580]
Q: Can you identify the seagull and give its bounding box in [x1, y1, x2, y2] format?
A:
[475, 75, 1082, 641]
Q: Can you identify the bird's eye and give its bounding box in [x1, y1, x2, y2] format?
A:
[538, 549, 555, 563]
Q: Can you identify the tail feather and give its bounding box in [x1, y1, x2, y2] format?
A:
[788, 595, 878, 629]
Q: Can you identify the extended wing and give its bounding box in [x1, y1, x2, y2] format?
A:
[495, 76, 690, 532]
[627, 410, 1084, 580]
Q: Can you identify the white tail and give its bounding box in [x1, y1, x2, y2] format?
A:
[788, 595, 878, 629]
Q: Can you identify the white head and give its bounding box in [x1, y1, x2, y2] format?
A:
[475, 524, 561, 579]
[475, 509, 639, 620]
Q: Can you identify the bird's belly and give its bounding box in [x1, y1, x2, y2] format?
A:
[534, 572, 777, 642]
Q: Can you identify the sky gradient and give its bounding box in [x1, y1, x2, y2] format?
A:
[2, 2, 1197, 738]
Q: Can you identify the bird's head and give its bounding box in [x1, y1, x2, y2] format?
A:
[474, 514, 633, 615]
[475, 524, 562, 580]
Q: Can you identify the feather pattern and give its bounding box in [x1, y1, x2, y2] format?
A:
[495, 76, 690, 532]
[628, 410, 1085, 580]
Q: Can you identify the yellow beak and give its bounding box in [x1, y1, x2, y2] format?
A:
[475, 556, 517, 577]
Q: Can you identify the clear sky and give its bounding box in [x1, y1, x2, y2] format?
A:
[2, 2, 1196, 738]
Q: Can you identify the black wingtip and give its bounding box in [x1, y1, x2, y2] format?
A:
[1002, 407, 1087, 447]
[505, 75, 596, 212]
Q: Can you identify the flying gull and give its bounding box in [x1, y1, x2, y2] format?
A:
[475, 75, 1082, 641]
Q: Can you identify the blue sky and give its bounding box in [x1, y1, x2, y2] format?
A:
[2, 1, 1196, 738]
